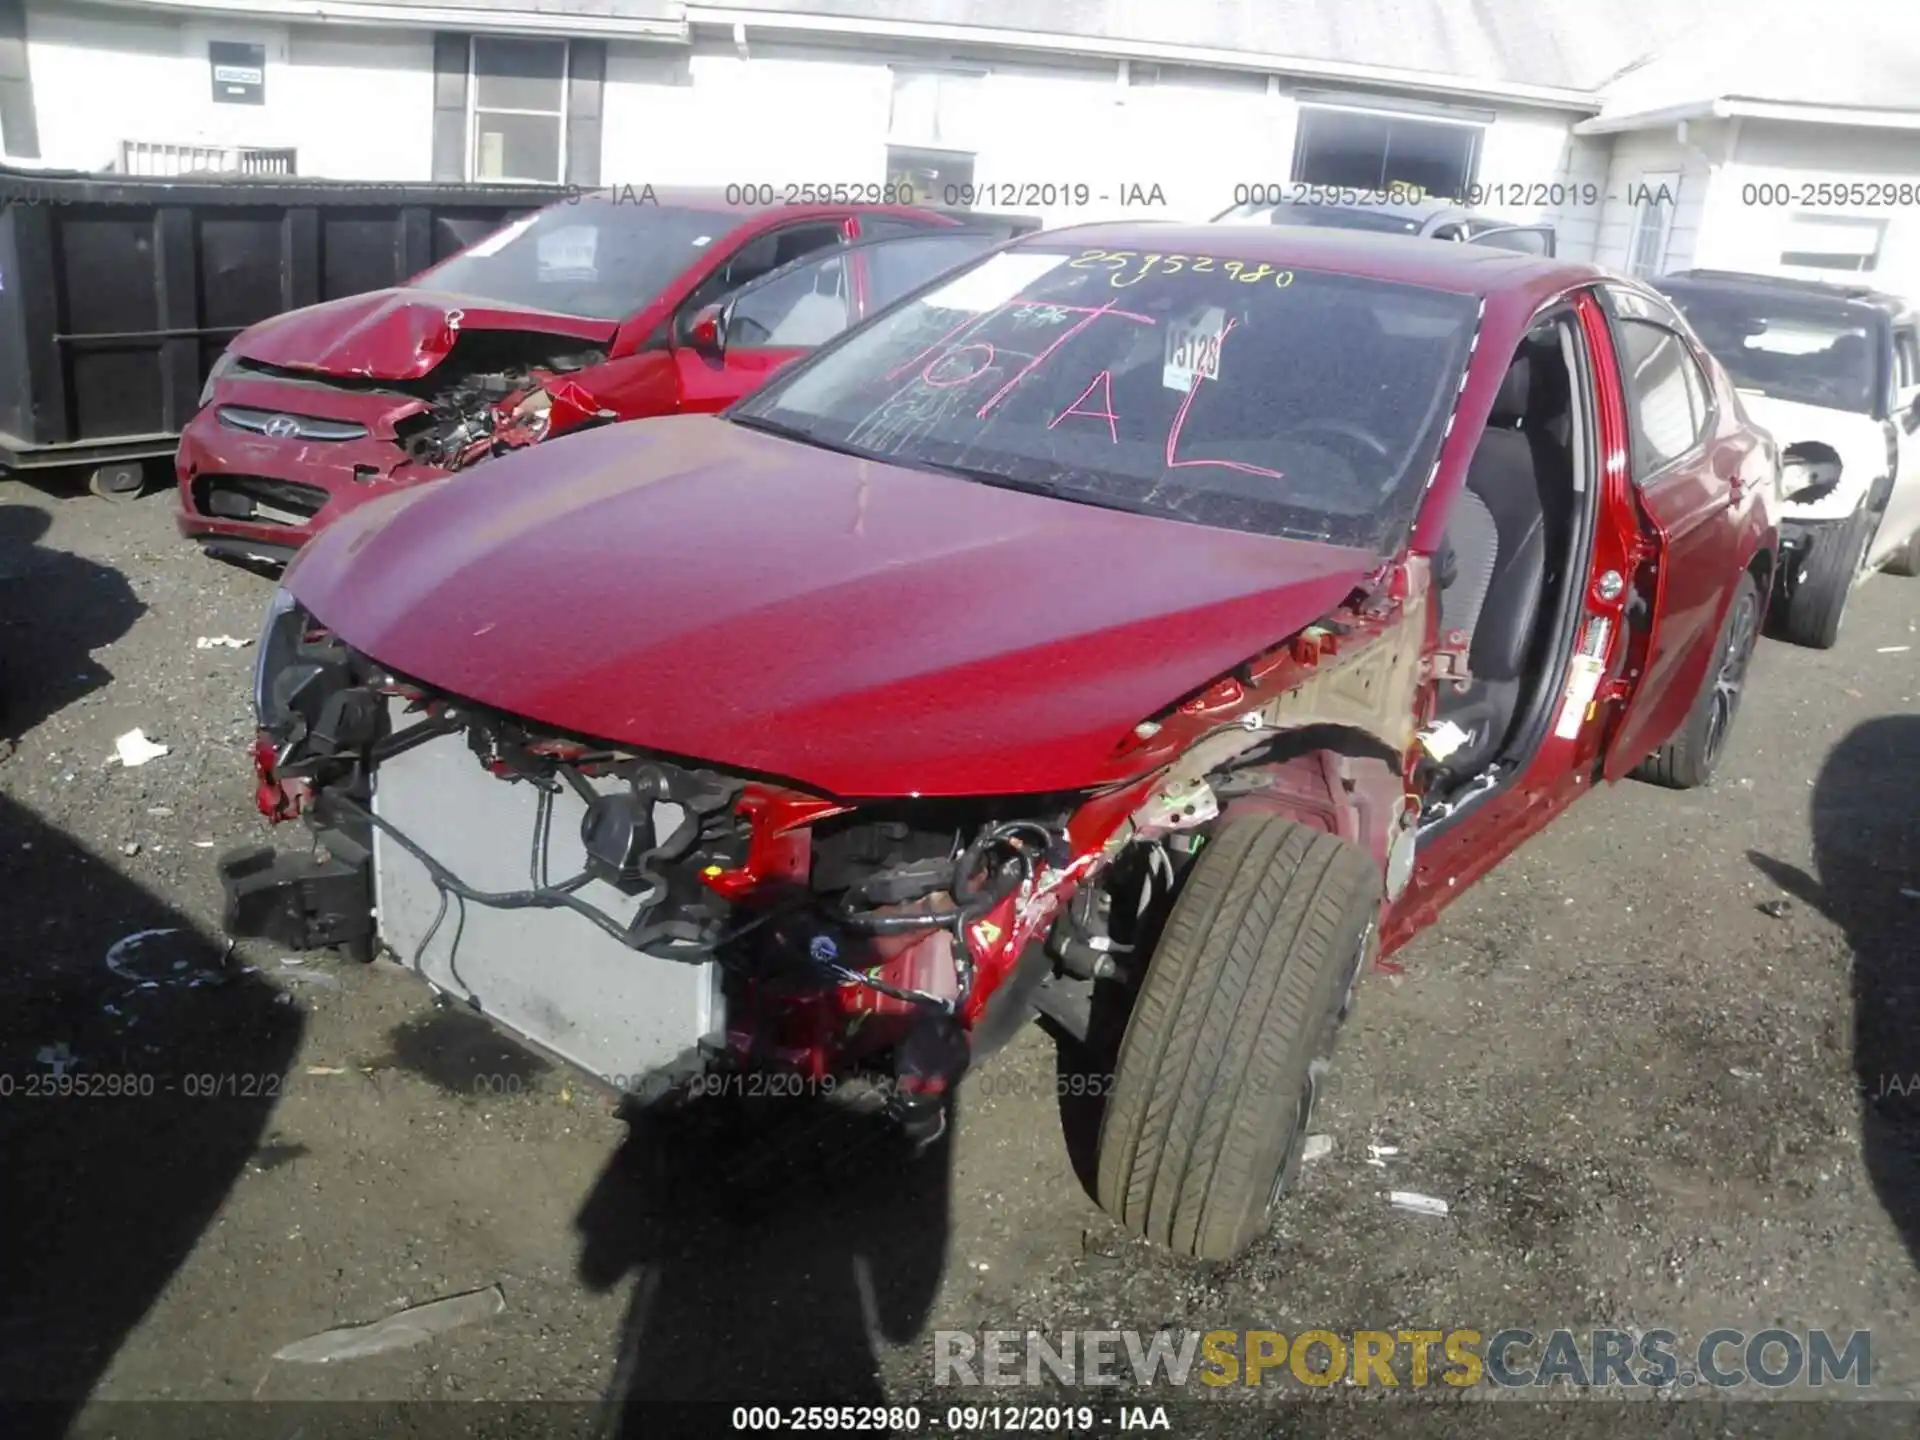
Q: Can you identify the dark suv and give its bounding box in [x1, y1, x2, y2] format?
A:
[1213, 194, 1556, 255]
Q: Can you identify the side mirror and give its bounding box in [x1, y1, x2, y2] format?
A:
[687, 303, 730, 360]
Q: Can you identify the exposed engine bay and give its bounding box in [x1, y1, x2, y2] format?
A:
[368, 332, 618, 473]
[226, 574, 1427, 1140]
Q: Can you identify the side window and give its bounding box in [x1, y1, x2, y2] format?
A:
[1471, 224, 1553, 256]
[1894, 326, 1920, 392]
[676, 223, 846, 341]
[855, 216, 946, 241]
[729, 251, 851, 349]
[1615, 317, 1713, 476]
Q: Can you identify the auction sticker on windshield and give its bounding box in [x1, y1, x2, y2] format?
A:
[922, 252, 1071, 313]
[1164, 307, 1227, 391]
[538, 225, 599, 282]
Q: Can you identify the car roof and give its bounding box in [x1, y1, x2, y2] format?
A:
[1655, 268, 1912, 321]
[1022, 221, 1595, 298]
[556, 184, 944, 219]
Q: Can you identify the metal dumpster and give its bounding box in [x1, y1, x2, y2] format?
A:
[0, 166, 569, 488]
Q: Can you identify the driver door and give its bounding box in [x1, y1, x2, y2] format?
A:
[1873, 320, 1920, 569]
[673, 231, 1010, 412]
[670, 220, 850, 414]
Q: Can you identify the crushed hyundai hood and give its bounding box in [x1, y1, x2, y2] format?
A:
[230, 287, 617, 382]
[283, 416, 1380, 797]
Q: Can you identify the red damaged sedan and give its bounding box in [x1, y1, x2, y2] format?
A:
[175, 187, 1001, 567]
[219, 224, 1778, 1261]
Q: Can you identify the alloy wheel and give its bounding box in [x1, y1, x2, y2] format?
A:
[1703, 588, 1759, 766]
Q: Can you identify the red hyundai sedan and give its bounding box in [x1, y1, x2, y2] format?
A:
[174, 188, 1003, 567]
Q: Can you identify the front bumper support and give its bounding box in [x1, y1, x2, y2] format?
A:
[218, 842, 376, 959]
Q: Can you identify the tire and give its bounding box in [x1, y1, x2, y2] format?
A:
[1884, 526, 1920, 578]
[1779, 508, 1870, 649]
[88, 461, 148, 503]
[1634, 571, 1761, 790]
[1094, 814, 1381, 1262]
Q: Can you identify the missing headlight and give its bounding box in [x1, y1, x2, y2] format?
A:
[1781, 442, 1843, 504]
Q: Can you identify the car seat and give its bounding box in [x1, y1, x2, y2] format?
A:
[1433, 354, 1549, 775]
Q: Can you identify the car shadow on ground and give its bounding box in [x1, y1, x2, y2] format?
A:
[0, 793, 304, 1435]
[574, 1085, 954, 1434]
[1749, 715, 1920, 1271]
[0, 502, 146, 750]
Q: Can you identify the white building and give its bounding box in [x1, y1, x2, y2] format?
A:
[2, 0, 1918, 288]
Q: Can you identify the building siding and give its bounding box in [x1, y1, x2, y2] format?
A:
[22, 2, 434, 179]
[1702, 118, 1920, 297]
[1592, 123, 1713, 277]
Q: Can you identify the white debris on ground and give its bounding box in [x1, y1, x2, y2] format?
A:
[1302, 1134, 1333, 1162]
[270, 1285, 508, 1364]
[1387, 1191, 1450, 1217]
[195, 635, 252, 650]
[112, 729, 171, 767]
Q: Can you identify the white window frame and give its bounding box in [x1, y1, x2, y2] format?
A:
[1625, 170, 1679, 278]
[1779, 213, 1886, 274]
[1289, 101, 1486, 198]
[467, 35, 569, 184]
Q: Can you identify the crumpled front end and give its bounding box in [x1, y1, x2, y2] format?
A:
[177, 331, 616, 564]
[221, 564, 1428, 1131]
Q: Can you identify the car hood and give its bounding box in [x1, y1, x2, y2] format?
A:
[1737, 392, 1885, 453]
[283, 416, 1381, 797]
[230, 287, 618, 382]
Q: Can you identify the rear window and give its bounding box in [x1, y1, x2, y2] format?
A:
[1657, 284, 1883, 413]
[412, 199, 731, 321]
[1215, 202, 1425, 235]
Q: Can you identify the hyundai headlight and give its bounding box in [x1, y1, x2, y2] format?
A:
[199, 349, 239, 410]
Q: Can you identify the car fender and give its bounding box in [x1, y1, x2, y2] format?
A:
[1740, 398, 1888, 522]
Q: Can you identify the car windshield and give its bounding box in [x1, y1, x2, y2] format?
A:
[411, 200, 729, 321]
[730, 244, 1482, 552]
[1215, 202, 1426, 235]
[1656, 286, 1881, 413]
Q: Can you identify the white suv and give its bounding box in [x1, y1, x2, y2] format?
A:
[1655, 269, 1920, 648]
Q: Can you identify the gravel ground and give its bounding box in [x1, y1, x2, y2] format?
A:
[1, 473, 1917, 1438]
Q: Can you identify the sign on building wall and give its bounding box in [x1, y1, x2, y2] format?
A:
[209, 41, 266, 105]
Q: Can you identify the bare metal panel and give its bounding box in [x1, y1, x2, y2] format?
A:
[370, 714, 718, 1086]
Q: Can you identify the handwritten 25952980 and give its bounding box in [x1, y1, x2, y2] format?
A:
[1068, 249, 1295, 289]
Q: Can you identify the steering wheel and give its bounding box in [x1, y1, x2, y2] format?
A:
[1288, 417, 1397, 466]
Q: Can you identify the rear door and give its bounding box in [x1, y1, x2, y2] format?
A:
[1595, 284, 1751, 781]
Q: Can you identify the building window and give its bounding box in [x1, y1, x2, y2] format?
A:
[887, 146, 974, 207]
[1291, 104, 1481, 200]
[887, 69, 984, 206]
[1780, 214, 1885, 273]
[470, 36, 566, 183]
[1625, 171, 1679, 278]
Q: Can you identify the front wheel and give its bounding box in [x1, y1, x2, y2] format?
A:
[1094, 814, 1381, 1262]
[1634, 571, 1761, 790]
[1779, 509, 1870, 648]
